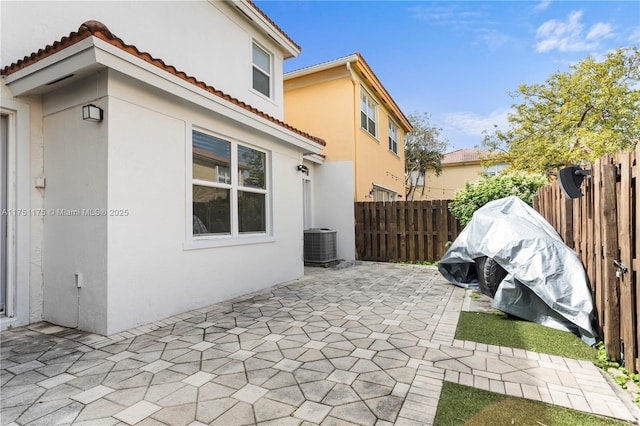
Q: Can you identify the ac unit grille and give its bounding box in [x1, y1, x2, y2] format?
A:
[304, 229, 337, 263]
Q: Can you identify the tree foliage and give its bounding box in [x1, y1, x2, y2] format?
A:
[404, 113, 448, 200]
[448, 171, 548, 225]
[483, 47, 640, 173]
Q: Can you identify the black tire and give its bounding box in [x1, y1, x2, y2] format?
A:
[475, 256, 508, 297]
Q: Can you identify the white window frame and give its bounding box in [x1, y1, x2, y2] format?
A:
[0, 100, 30, 330]
[360, 88, 378, 138]
[186, 127, 273, 249]
[251, 41, 272, 98]
[216, 165, 231, 184]
[388, 118, 398, 154]
[482, 163, 508, 177]
[371, 187, 398, 202]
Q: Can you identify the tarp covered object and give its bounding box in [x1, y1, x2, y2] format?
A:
[438, 196, 596, 346]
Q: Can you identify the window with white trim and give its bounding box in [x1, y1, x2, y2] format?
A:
[360, 89, 377, 137]
[192, 130, 268, 236]
[372, 187, 397, 202]
[388, 119, 398, 154]
[482, 163, 508, 177]
[252, 42, 271, 97]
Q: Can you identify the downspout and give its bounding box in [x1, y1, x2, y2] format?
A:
[346, 61, 359, 201]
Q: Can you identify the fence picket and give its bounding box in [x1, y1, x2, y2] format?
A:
[533, 149, 638, 373]
[618, 151, 635, 370]
[355, 200, 460, 263]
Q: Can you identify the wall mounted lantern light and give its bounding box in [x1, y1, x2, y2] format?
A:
[82, 104, 103, 122]
[297, 164, 309, 175]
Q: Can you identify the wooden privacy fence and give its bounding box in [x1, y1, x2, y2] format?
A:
[355, 200, 461, 263]
[533, 146, 639, 373]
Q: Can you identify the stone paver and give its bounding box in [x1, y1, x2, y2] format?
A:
[1, 262, 638, 425]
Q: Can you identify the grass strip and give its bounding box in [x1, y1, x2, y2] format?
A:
[435, 382, 632, 425]
[455, 311, 597, 360]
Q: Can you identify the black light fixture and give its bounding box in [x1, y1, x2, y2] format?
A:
[558, 165, 591, 199]
[82, 104, 103, 122]
[297, 164, 309, 175]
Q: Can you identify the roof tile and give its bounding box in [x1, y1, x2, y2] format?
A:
[1, 20, 325, 147]
[442, 148, 489, 164]
[246, 0, 301, 52]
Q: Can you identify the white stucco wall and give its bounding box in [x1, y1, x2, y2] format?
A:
[41, 74, 109, 333]
[313, 161, 356, 261]
[0, 1, 286, 119]
[103, 71, 305, 334]
[1, 0, 318, 334]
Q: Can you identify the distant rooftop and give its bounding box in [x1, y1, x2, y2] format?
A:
[442, 148, 490, 164]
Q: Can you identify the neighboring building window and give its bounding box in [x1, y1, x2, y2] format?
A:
[388, 119, 398, 154]
[372, 187, 397, 202]
[252, 42, 271, 97]
[360, 89, 377, 137]
[216, 165, 231, 184]
[192, 130, 268, 236]
[482, 163, 508, 176]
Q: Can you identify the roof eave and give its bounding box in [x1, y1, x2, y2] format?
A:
[284, 54, 359, 80]
[285, 53, 412, 132]
[3, 35, 323, 154]
[231, 0, 301, 59]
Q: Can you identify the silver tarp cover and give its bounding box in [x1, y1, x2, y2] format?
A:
[438, 196, 596, 346]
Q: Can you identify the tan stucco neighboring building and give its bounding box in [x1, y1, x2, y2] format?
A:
[284, 53, 412, 201]
[412, 149, 508, 200]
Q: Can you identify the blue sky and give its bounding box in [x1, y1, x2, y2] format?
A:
[256, 0, 640, 151]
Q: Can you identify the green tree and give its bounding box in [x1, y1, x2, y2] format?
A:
[404, 113, 448, 200]
[483, 47, 640, 173]
[449, 171, 548, 225]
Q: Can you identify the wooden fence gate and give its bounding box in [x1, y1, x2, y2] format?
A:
[354, 200, 461, 263]
[533, 146, 639, 372]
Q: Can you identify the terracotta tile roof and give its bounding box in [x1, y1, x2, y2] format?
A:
[246, 0, 301, 52]
[1, 20, 325, 147]
[442, 148, 489, 164]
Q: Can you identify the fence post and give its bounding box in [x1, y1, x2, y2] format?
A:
[602, 163, 621, 362]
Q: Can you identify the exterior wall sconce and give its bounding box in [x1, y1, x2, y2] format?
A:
[82, 104, 103, 122]
[297, 165, 309, 175]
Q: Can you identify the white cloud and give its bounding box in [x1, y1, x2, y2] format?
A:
[409, 5, 509, 50]
[535, 0, 552, 12]
[534, 10, 614, 53]
[441, 109, 510, 136]
[586, 22, 613, 41]
[476, 29, 510, 49]
[629, 28, 640, 44]
[408, 4, 485, 28]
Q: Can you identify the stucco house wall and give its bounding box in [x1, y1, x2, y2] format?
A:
[284, 54, 411, 203]
[0, 1, 290, 120]
[420, 163, 484, 200]
[415, 149, 509, 200]
[1, 1, 324, 334]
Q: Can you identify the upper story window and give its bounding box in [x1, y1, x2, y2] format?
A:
[252, 42, 271, 98]
[360, 89, 377, 138]
[192, 130, 268, 237]
[388, 119, 398, 154]
[482, 163, 508, 177]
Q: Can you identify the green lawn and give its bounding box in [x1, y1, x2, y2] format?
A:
[435, 382, 632, 426]
[455, 310, 597, 360]
[432, 310, 627, 425]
